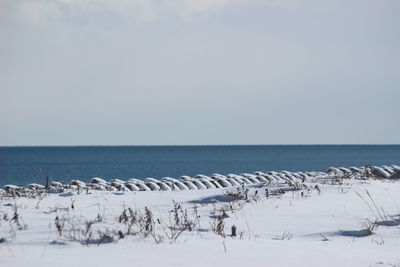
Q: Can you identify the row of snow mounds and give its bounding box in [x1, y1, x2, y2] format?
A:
[327, 165, 400, 179]
[3, 165, 398, 194]
[1, 170, 328, 194]
[71, 171, 324, 192]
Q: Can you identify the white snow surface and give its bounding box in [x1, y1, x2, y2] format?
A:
[1, 180, 400, 267]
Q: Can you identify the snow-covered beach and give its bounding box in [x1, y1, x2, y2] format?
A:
[1, 166, 400, 267]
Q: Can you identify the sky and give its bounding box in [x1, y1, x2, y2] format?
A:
[0, 0, 399, 146]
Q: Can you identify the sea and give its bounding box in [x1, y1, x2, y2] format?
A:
[0, 145, 399, 187]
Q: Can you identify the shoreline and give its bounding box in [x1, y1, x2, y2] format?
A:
[2, 164, 399, 194]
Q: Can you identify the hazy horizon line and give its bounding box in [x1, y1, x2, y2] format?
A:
[1, 144, 399, 148]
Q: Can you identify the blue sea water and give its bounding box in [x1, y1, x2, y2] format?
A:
[0, 145, 399, 187]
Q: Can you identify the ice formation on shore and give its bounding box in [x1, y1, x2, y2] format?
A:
[2, 165, 399, 195]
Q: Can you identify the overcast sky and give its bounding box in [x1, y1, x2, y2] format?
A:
[0, 0, 399, 146]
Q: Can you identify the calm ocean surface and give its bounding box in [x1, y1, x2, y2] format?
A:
[0, 145, 399, 186]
